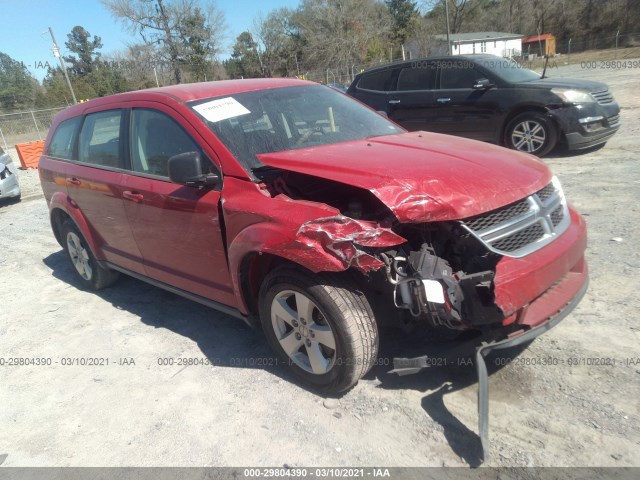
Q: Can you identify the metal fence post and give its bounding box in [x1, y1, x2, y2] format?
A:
[0, 127, 7, 150]
[30, 111, 41, 139]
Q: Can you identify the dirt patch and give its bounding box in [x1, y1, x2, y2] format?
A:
[0, 63, 638, 468]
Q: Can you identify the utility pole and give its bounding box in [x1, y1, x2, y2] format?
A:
[49, 27, 77, 104]
[444, 0, 451, 55]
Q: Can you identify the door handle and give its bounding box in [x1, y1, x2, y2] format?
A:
[388, 99, 401, 104]
[66, 177, 81, 186]
[123, 190, 144, 202]
[437, 97, 451, 103]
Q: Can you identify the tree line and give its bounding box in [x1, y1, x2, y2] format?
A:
[1, 0, 638, 112]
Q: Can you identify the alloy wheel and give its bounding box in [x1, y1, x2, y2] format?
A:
[511, 119, 547, 153]
[66, 231, 92, 281]
[270, 289, 337, 375]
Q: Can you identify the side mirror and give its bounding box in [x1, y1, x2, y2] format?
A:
[168, 152, 219, 187]
[473, 78, 494, 90]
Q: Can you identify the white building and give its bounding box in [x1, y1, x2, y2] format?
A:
[433, 32, 523, 58]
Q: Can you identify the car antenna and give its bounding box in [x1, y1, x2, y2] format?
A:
[541, 55, 549, 79]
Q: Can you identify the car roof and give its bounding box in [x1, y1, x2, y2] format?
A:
[60, 78, 316, 116]
[358, 54, 500, 75]
[139, 78, 314, 102]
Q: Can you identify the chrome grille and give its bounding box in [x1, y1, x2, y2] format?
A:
[536, 183, 555, 203]
[464, 199, 530, 231]
[550, 205, 565, 227]
[493, 223, 545, 252]
[591, 89, 614, 105]
[461, 178, 571, 258]
[608, 114, 620, 128]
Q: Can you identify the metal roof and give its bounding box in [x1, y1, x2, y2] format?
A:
[522, 33, 556, 43]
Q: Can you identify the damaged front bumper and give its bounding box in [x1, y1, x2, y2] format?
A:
[391, 256, 589, 461]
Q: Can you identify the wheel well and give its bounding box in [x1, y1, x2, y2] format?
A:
[50, 208, 71, 247]
[239, 253, 294, 316]
[239, 253, 369, 317]
[501, 106, 560, 145]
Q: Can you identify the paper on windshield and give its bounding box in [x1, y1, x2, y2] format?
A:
[193, 97, 251, 123]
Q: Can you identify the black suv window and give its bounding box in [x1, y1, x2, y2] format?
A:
[48, 117, 81, 160]
[78, 110, 123, 168]
[439, 63, 484, 89]
[397, 66, 435, 91]
[357, 69, 393, 91]
[130, 109, 203, 178]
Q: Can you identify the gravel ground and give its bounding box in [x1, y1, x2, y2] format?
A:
[0, 62, 638, 469]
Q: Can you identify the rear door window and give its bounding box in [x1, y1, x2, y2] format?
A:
[357, 69, 394, 91]
[129, 109, 206, 178]
[78, 110, 124, 168]
[48, 117, 82, 160]
[397, 66, 436, 91]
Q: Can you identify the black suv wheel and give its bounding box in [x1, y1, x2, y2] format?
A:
[505, 112, 558, 156]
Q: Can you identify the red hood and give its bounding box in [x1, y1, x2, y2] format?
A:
[257, 132, 552, 223]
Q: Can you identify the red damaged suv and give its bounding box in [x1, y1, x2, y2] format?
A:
[39, 79, 587, 395]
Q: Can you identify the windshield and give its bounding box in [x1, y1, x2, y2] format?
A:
[476, 58, 541, 83]
[189, 85, 403, 172]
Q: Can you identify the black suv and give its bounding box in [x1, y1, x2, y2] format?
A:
[347, 54, 620, 156]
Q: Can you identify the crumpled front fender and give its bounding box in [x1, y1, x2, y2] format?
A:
[223, 178, 407, 314]
[296, 215, 406, 270]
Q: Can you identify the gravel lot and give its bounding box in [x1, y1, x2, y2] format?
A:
[0, 62, 638, 469]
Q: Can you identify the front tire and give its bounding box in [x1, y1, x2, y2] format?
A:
[61, 219, 119, 290]
[259, 267, 378, 393]
[505, 112, 558, 157]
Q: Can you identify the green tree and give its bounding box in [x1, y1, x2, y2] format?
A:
[41, 67, 78, 107]
[64, 26, 103, 76]
[385, 0, 419, 44]
[179, 7, 218, 81]
[225, 31, 263, 79]
[89, 62, 132, 97]
[0, 52, 40, 111]
[60, 25, 132, 100]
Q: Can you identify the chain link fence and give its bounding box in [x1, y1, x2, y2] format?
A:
[0, 107, 65, 150]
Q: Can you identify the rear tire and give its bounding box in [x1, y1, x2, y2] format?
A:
[259, 267, 378, 393]
[61, 219, 119, 290]
[505, 112, 558, 157]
